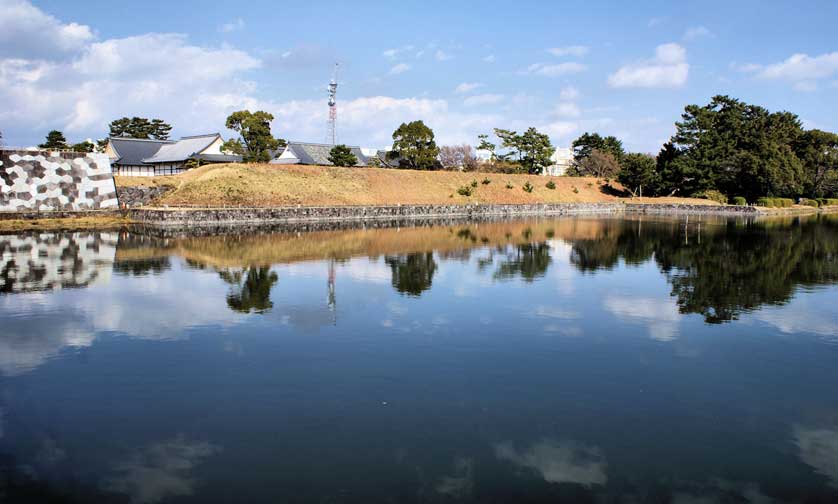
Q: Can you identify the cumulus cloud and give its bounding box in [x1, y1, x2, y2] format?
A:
[547, 45, 589, 58]
[683, 26, 713, 40]
[495, 439, 607, 487]
[754, 52, 838, 83]
[218, 17, 245, 33]
[482, 54, 496, 63]
[604, 295, 681, 341]
[608, 43, 689, 88]
[463, 93, 504, 107]
[0, 0, 94, 58]
[521, 62, 587, 77]
[455, 82, 484, 94]
[382, 44, 415, 59]
[389, 63, 411, 75]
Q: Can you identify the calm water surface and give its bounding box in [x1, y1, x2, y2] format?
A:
[1, 215, 837, 503]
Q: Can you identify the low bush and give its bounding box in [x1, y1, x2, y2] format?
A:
[821, 198, 838, 206]
[545, 180, 556, 190]
[694, 189, 727, 204]
[801, 199, 820, 208]
[522, 181, 534, 193]
[481, 178, 491, 185]
[572, 186, 579, 194]
[456, 185, 474, 196]
[505, 182, 514, 189]
[731, 196, 748, 206]
[778, 198, 794, 207]
[470, 180, 479, 188]
[756, 197, 796, 208]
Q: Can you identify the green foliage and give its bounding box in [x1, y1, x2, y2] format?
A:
[545, 180, 556, 190]
[390, 120, 440, 170]
[225, 110, 281, 163]
[572, 186, 579, 194]
[572, 132, 625, 164]
[617, 153, 658, 196]
[490, 127, 554, 174]
[108, 117, 172, 140]
[522, 181, 534, 193]
[385, 253, 437, 296]
[328, 144, 359, 167]
[476, 134, 497, 161]
[801, 199, 820, 208]
[657, 95, 805, 200]
[457, 185, 474, 196]
[793, 129, 838, 198]
[222, 267, 278, 313]
[697, 189, 728, 204]
[184, 158, 207, 170]
[71, 141, 94, 153]
[481, 177, 491, 185]
[756, 197, 794, 208]
[470, 179, 479, 188]
[731, 196, 748, 206]
[39, 130, 68, 150]
[505, 182, 514, 189]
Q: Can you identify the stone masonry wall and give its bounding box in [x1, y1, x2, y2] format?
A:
[0, 150, 118, 211]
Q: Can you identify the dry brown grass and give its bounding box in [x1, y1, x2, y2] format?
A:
[116, 163, 707, 207]
[0, 216, 130, 232]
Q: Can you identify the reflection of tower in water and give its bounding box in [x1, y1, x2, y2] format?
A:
[327, 258, 336, 325]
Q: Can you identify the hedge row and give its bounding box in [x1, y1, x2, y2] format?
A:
[756, 197, 795, 208]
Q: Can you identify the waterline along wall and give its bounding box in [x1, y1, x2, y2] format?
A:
[0, 150, 119, 211]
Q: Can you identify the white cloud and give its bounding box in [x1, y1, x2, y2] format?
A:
[482, 54, 496, 63]
[455, 82, 484, 94]
[0, 0, 94, 58]
[604, 295, 681, 341]
[389, 63, 411, 75]
[756, 52, 838, 82]
[554, 102, 581, 118]
[559, 85, 580, 100]
[608, 43, 689, 88]
[218, 17, 245, 33]
[435, 49, 453, 61]
[495, 439, 607, 487]
[683, 26, 713, 40]
[547, 45, 589, 58]
[463, 93, 504, 107]
[382, 44, 415, 59]
[521, 62, 587, 77]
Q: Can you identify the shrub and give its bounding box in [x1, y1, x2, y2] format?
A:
[697, 189, 727, 204]
[801, 199, 820, 208]
[731, 196, 747, 206]
[777, 198, 794, 207]
[522, 181, 534, 193]
[822, 198, 838, 206]
[756, 197, 773, 207]
[456, 185, 474, 196]
[481, 177, 491, 185]
[545, 180, 556, 190]
[505, 182, 514, 189]
[470, 179, 479, 188]
[572, 186, 579, 194]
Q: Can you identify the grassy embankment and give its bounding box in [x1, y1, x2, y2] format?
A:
[116, 163, 717, 207]
[0, 215, 130, 232]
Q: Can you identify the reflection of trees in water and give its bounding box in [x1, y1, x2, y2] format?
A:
[220, 266, 278, 313]
[385, 253, 437, 296]
[113, 257, 171, 277]
[494, 243, 552, 282]
[569, 216, 838, 323]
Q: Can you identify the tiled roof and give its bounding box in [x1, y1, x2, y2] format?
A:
[143, 134, 220, 163]
[109, 137, 172, 166]
[286, 142, 368, 166]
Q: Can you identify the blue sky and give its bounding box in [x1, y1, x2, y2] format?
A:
[2, 0, 837, 152]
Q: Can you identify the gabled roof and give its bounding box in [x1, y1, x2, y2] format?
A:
[285, 142, 368, 166]
[143, 134, 221, 163]
[109, 137, 173, 165]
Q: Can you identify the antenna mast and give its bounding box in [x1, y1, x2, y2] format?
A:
[327, 63, 339, 145]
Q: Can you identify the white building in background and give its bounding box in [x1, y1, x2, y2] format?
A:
[543, 147, 573, 176]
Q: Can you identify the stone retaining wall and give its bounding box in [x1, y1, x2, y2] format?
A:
[116, 185, 172, 208]
[624, 203, 759, 215]
[130, 203, 625, 226]
[0, 150, 118, 211]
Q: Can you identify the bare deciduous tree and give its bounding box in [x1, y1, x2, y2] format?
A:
[439, 145, 479, 171]
[575, 149, 621, 179]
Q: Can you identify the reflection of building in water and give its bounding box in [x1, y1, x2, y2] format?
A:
[0, 232, 117, 293]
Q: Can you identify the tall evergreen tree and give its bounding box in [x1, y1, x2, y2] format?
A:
[39, 130, 68, 150]
[222, 110, 281, 163]
[390, 120, 440, 170]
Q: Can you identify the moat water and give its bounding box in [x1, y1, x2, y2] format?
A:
[1, 215, 837, 503]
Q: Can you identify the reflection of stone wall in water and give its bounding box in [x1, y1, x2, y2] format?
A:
[0, 232, 117, 293]
[0, 150, 118, 211]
